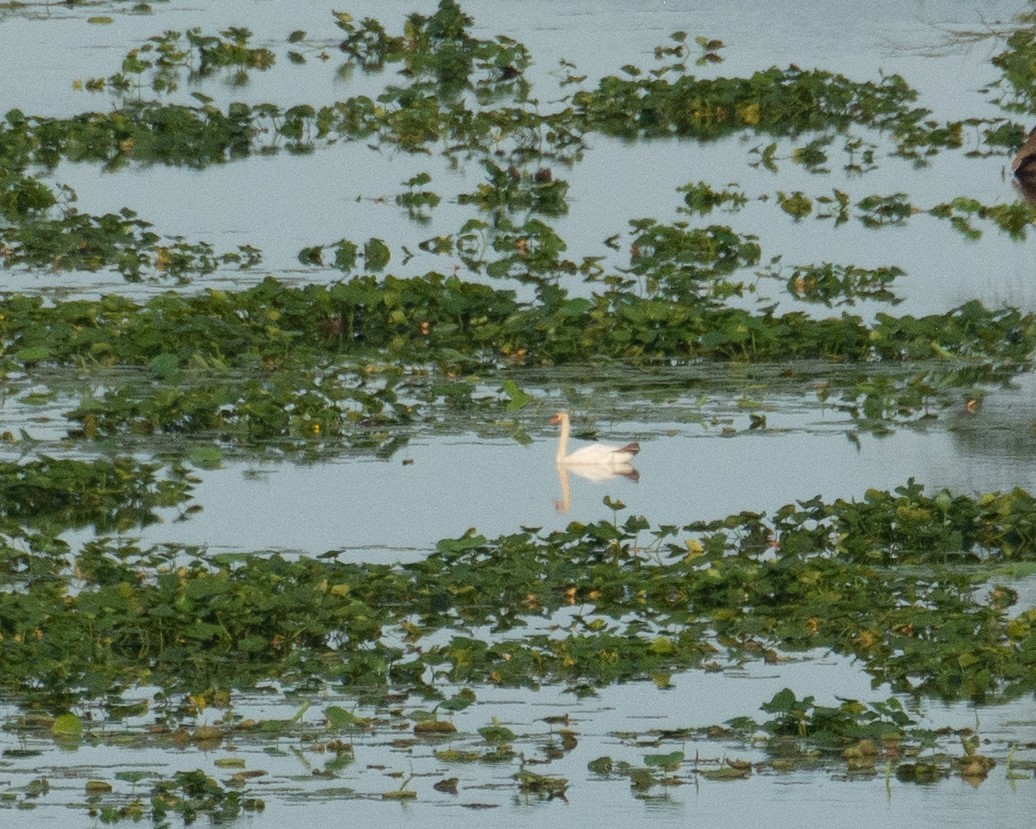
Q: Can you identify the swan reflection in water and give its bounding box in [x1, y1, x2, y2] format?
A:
[550, 411, 640, 512]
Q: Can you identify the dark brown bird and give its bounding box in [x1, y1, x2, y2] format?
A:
[1011, 127, 1036, 183]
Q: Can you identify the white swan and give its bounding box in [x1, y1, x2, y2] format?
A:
[551, 412, 640, 512]
[550, 411, 640, 469]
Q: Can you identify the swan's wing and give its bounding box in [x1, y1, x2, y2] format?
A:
[565, 442, 638, 464]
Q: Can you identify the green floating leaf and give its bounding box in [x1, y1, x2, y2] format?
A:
[511, 428, 533, 446]
[148, 352, 181, 379]
[52, 713, 82, 737]
[405, 171, 433, 188]
[414, 719, 457, 735]
[700, 765, 751, 780]
[325, 705, 369, 730]
[188, 446, 223, 469]
[560, 297, 593, 317]
[14, 346, 50, 363]
[334, 239, 358, 271]
[515, 770, 568, 796]
[363, 237, 391, 271]
[436, 532, 487, 555]
[381, 789, 416, 800]
[644, 750, 684, 770]
[587, 756, 613, 775]
[434, 748, 481, 762]
[478, 719, 516, 744]
[627, 767, 656, 790]
[777, 190, 814, 219]
[439, 688, 476, 712]
[500, 379, 532, 411]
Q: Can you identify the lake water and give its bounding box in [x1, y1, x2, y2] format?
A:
[2, 0, 1036, 825]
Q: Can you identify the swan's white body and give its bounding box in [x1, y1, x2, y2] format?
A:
[551, 411, 639, 467]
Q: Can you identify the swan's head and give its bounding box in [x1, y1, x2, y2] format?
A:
[550, 411, 567, 426]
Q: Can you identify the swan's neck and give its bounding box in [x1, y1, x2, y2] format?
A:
[555, 415, 570, 462]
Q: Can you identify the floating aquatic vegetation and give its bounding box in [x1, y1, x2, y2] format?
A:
[0, 455, 192, 534]
[3, 4, 1036, 819]
[769, 261, 904, 307]
[759, 187, 1036, 239]
[0, 182, 261, 281]
[5, 355, 987, 456]
[65, 363, 427, 449]
[457, 161, 569, 216]
[0, 3, 1012, 183]
[929, 196, 1036, 240]
[396, 170, 441, 222]
[570, 64, 917, 140]
[335, 1, 532, 104]
[621, 218, 761, 303]
[2, 484, 1035, 714]
[82, 27, 276, 101]
[600, 689, 994, 782]
[0, 268, 1027, 452]
[677, 181, 748, 215]
[81, 768, 265, 825]
[990, 13, 1036, 113]
[0, 275, 1030, 369]
[0, 689, 1016, 819]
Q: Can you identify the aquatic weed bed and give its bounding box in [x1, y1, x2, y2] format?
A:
[3, 484, 1036, 818]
